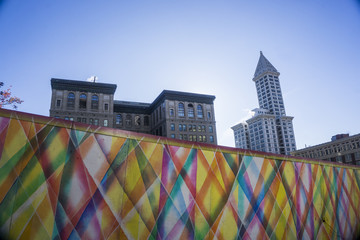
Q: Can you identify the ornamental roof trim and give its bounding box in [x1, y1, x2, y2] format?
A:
[51, 78, 117, 94]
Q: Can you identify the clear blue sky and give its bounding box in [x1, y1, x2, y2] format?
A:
[1, 0, 360, 149]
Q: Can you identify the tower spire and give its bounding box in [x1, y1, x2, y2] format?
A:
[253, 51, 279, 79]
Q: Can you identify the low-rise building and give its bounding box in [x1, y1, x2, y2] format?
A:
[50, 78, 217, 144]
[291, 134, 360, 165]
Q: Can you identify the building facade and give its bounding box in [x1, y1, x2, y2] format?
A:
[232, 52, 296, 155]
[231, 122, 249, 150]
[50, 78, 217, 144]
[50, 79, 117, 128]
[291, 134, 360, 165]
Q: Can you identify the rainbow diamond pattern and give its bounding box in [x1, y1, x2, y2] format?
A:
[0, 109, 359, 239]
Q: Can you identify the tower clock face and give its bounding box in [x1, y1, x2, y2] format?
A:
[135, 116, 141, 126]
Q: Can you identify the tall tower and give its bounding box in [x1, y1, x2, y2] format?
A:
[253, 51, 286, 116]
[232, 52, 296, 155]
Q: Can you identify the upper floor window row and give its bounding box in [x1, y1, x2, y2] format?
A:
[66, 92, 100, 110]
[177, 103, 207, 119]
[115, 114, 150, 127]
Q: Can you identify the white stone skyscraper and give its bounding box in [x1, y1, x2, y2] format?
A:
[232, 52, 296, 155]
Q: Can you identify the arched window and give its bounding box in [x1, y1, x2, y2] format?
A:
[188, 104, 194, 118]
[197, 105, 203, 118]
[91, 95, 99, 109]
[79, 93, 87, 109]
[135, 115, 141, 126]
[67, 92, 75, 108]
[116, 114, 122, 125]
[178, 103, 185, 117]
[125, 114, 132, 127]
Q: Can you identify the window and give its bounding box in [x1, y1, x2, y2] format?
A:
[209, 126, 213, 133]
[202, 125, 206, 132]
[199, 136, 203, 142]
[188, 104, 194, 118]
[171, 134, 175, 139]
[203, 136, 207, 142]
[170, 123, 175, 131]
[91, 95, 99, 109]
[104, 119, 108, 127]
[192, 125, 196, 132]
[210, 136, 214, 143]
[179, 124, 183, 131]
[116, 114, 122, 125]
[94, 119, 99, 125]
[179, 134, 183, 140]
[65, 116, 69, 120]
[79, 94, 87, 109]
[135, 116, 141, 126]
[178, 103, 185, 117]
[345, 154, 352, 162]
[207, 112, 211, 120]
[170, 108, 174, 116]
[126, 115, 132, 127]
[197, 105, 203, 118]
[82, 118, 86, 123]
[67, 93, 75, 108]
[56, 99, 61, 108]
[77, 117, 81, 122]
[144, 116, 149, 126]
[183, 124, 187, 131]
[69, 117, 73, 121]
[89, 118, 93, 125]
[104, 103, 109, 111]
[198, 125, 201, 132]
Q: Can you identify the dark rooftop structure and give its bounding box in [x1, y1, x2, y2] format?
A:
[51, 78, 117, 94]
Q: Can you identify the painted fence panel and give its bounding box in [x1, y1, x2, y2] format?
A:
[0, 109, 359, 239]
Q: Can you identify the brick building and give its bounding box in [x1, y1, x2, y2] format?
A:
[50, 78, 217, 144]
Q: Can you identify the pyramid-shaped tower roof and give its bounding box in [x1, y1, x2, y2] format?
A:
[253, 51, 279, 79]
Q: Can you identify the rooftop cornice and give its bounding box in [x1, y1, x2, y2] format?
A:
[51, 78, 117, 94]
[114, 100, 151, 114]
[294, 133, 360, 153]
[231, 122, 248, 130]
[154, 90, 215, 103]
[246, 114, 276, 123]
[149, 90, 216, 110]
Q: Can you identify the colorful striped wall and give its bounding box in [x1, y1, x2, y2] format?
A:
[0, 109, 359, 239]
